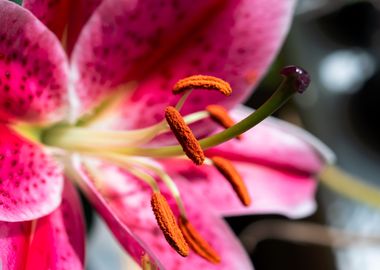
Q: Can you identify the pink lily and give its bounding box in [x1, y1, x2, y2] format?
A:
[0, 0, 333, 269]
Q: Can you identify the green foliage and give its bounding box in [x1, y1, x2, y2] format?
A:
[10, 0, 23, 5]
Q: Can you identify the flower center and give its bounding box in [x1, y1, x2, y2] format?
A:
[14, 66, 310, 263]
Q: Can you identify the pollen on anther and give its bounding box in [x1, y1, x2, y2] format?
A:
[178, 217, 221, 264]
[151, 192, 189, 257]
[172, 75, 232, 96]
[165, 106, 205, 165]
[206, 105, 241, 139]
[211, 157, 251, 206]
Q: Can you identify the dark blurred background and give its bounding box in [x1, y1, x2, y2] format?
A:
[234, 1, 380, 269]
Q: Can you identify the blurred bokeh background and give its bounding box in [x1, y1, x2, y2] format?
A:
[240, 0, 380, 269]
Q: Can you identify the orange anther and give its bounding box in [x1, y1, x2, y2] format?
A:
[151, 192, 189, 257]
[206, 105, 241, 140]
[211, 157, 251, 206]
[178, 217, 221, 264]
[172, 75, 232, 96]
[165, 106, 205, 165]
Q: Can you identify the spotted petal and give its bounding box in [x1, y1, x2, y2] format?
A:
[72, 157, 165, 270]
[23, 0, 103, 55]
[66, 0, 104, 55]
[0, 179, 85, 269]
[0, 0, 68, 124]
[0, 124, 63, 221]
[72, 0, 295, 128]
[23, 0, 71, 40]
[25, 179, 85, 269]
[0, 220, 31, 269]
[74, 159, 253, 269]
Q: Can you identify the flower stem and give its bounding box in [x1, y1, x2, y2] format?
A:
[319, 165, 380, 209]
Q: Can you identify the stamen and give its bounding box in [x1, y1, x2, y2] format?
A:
[211, 157, 251, 206]
[206, 105, 241, 139]
[83, 152, 189, 220]
[42, 111, 209, 151]
[178, 217, 221, 264]
[151, 192, 189, 257]
[165, 106, 205, 165]
[131, 159, 188, 218]
[172, 75, 232, 96]
[80, 158, 162, 205]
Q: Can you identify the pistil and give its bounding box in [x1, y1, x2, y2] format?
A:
[111, 65, 311, 157]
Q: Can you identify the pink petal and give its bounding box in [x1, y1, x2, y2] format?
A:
[0, 124, 63, 221]
[73, 159, 164, 270]
[23, 0, 71, 40]
[0, 0, 68, 123]
[23, 0, 103, 55]
[75, 159, 253, 269]
[0, 221, 31, 269]
[0, 179, 85, 270]
[206, 106, 326, 175]
[72, 0, 295, 126]
[25, 179, 85, 270]
[164, 159, 317, 219]
[66, 0, 104, 55]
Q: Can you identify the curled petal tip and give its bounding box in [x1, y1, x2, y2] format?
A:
[281, 65, 311, 93]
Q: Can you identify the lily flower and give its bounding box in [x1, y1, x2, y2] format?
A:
[0, 0, 333, 269]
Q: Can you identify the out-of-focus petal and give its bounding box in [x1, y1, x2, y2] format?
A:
[23, 0, 103, 55]
[0, 179, 85, 270]
[0, 221, 31, 269]
[25, 179, 85, 270]
[0, 0, 68, 124]
[23, 0, 71, 40]
[163, 159, 317, 219]
[72, 0, 295, 127]
[74, 158, 253, 269]
[71, 157, 164, 270]
[0, 125, 63, 222]
[66, 0, 103, 55]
